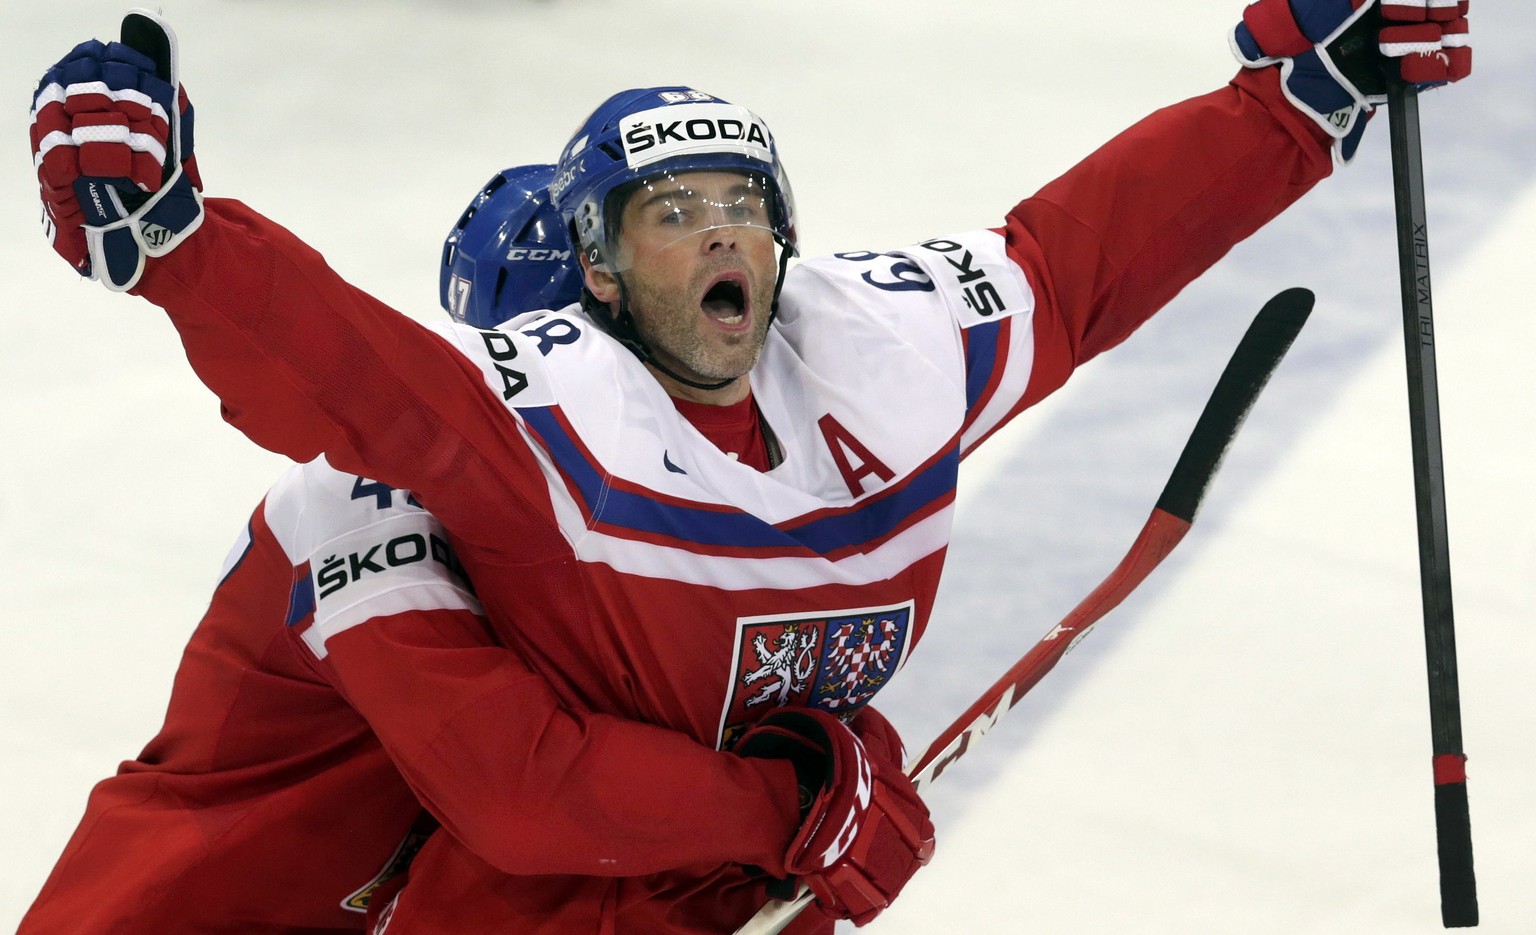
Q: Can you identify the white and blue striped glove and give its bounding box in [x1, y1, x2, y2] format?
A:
[29, 9, 203, 291]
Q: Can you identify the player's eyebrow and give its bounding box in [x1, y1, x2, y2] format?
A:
[633, 181, 760, 212]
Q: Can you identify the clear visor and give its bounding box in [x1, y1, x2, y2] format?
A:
[604, 169, 784, 273]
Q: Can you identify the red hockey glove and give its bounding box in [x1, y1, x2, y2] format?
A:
[846, 705, 907, 769]
[29, 10, 203, 291]
[1231, 0, 1473, 162]
[1379, 2, 1471, 85]
[735, 708, 934, 927]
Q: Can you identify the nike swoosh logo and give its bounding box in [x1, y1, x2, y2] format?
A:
[663, 451, 687, 474]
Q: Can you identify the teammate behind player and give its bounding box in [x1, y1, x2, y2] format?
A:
[26, 2, 1471, 932]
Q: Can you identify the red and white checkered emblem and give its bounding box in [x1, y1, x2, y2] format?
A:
[716, 601, 914, 748]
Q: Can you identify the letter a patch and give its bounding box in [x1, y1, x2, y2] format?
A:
[818, 413, 895, 497]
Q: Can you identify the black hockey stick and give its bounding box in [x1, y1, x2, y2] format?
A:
[1386, 81, 1478, 929]
[735, 287, 1315, 935]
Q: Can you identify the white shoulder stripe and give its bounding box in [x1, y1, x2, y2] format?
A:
[303, 511, 481, 659]
[215, 520, 255, 585]
[303, 580, 483, 660]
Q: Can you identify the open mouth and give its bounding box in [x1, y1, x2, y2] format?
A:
[700, 275, 749, 328]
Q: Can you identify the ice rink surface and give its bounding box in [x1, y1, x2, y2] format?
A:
[2, 1, 1531, 931]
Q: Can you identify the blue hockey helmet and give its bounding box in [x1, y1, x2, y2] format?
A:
[440, 164, 584, 328]
[551, 87, 798, 274]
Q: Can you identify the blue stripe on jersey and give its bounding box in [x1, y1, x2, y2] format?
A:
[521, 407, 958, 556]
[285, 572, 316, 627]
[522, 406, 796, 548]
[963, 318, 1004, 414]
[786, 449, 958, 554]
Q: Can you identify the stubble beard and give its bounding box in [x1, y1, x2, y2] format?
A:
[623, 261, 776, 384]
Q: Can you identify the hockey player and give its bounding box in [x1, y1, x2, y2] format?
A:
[27, 2, 1471, 932]
[17, 164, 910, 935]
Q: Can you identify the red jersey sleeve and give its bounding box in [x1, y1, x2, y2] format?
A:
[131, 200, 564, 567]
[307, 607, 804, 878]
[1003, 67, 1335, 412]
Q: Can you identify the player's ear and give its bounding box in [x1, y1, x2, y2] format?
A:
[580, 252, 620, 304]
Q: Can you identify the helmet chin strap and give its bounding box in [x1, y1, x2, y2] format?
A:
[584, 243, 793, 395]
[623, 273, 740, 392]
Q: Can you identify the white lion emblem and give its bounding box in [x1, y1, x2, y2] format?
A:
[741, 624, 819, 708]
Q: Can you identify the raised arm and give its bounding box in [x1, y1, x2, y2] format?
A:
[966, 0, 1471, 435]
[31, 12, 565, 561]
[1002, 67, 1332, 412]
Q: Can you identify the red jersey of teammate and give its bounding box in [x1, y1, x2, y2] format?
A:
[20, 456, 916, 933]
